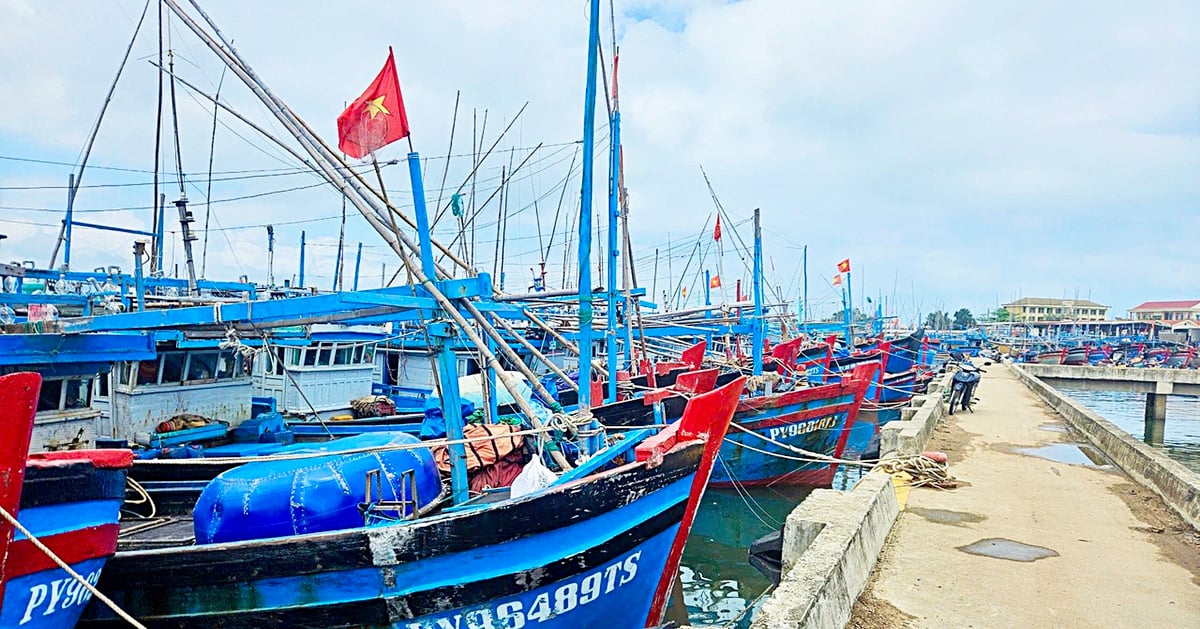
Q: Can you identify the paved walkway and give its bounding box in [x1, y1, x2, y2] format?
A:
[854, 363, 1200, 628]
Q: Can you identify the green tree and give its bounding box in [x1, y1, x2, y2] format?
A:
[990, 307, 1011, 322]
[953, 308, 976, 330]
[925, 311, 951, 330]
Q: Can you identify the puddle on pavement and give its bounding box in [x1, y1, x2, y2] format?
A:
[1037, 423, 1067, 433]
[958, 538, 1059, 562]
[908, 507, 985, 527]
[1016, 443, 1109, 467]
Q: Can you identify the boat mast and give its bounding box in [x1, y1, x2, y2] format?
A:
[605, 49, 621, 404]
[752, 208, 764, 376]
[576, 0, 601, 412]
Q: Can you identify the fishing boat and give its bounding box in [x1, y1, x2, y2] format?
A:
[708, 362, 876, 488]
[81, 376, 744, 627]
[1, 372, 133, 629]
[1035, 349, 1066, 365]
[1063, 346, 1089, 366]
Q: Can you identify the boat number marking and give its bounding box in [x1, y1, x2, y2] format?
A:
[765, 415, 838, 441]
[19, 569, 101, 625]
[405, 551, 641, 628]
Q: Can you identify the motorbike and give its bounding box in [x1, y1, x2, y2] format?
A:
[947, 356, 984, 415]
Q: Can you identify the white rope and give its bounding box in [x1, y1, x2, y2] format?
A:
[727, 422, 878, 467]
[0, 504, 147, 629]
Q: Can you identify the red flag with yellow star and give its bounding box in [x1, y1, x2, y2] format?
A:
[337, 47, 410, 159]
[837, 258, 851, 273]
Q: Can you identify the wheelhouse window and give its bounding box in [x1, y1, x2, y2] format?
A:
[37, 379, 63, 413]
[137, 358, 160, 385]
[186, 351, 218, 381]
[35, 377, 93, 413]
[161, 352, 185, 383]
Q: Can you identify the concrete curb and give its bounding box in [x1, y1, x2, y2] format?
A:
[750, 471, 899, 629]
[1011, 364, 1200, 531]
[748, 373, 952, 629]
[879, 374, 949, 459]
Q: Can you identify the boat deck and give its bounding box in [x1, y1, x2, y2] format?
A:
[118, 517, 195, 550]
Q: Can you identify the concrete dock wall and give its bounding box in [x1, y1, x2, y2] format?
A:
[1011, 364, 1200, 531]
[749, 372, 952, 629]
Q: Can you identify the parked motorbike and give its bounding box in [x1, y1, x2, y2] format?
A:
[948, 359, 984, 414]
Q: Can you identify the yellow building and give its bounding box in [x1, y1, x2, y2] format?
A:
[1003, 297, 1109, 322]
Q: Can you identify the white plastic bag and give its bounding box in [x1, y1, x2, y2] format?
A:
[510, 457, 558, 498]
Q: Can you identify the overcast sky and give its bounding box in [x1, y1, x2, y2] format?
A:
[1, 0, 1196, 322]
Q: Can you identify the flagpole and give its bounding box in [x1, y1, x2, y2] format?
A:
[802, 244, 808, 337]
[843, 271, 853, 350]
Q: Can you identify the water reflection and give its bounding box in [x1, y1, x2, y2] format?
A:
[1057, 387, 1200, 474]
[679, 465, 869, 626]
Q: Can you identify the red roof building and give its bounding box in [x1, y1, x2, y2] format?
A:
[1128, 300, 1200, 322]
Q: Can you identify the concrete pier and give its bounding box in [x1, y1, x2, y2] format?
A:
[1022, 363, 1199, 446]
[1145, 392, 1167, 445]
[850, 364, 1200, 628]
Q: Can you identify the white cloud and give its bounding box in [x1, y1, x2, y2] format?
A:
[0, 0, 1196, 320]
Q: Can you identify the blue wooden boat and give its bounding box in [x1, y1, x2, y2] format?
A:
[80, 377, 745, 627]
[1, 372, 133, 629]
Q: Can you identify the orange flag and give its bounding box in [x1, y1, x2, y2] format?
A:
[709, 275, 721, 289]
[337, 47, 411, 159]
[832, 274, 843, 287]
[837, 258, 851, 273]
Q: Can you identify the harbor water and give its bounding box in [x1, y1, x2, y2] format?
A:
[678, 465, 869, 626]
[1056, 386, 1200, 474]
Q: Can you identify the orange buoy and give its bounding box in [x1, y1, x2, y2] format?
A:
[921, 451, 949, 464]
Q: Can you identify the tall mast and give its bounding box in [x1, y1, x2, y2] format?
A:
[752, 208, 764, 376]
[576, 0, 601, 412]
[605, 50, 621, 404]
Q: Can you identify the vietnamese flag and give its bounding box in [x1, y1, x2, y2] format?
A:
[713, 215, 722, 242]
[837, 258, 851, 273]
[337, 47, 411, 159]
[832, 274, 843, 287]
[709, 275, 721, 289]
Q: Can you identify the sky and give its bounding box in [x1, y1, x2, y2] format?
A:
[0, 0, 1196, 323]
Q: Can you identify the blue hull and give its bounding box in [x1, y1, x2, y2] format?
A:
[82, 439, 714, 627]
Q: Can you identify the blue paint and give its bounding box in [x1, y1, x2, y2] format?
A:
[353, 242, 363, 291]
[12, 500, 123, 541]
[576, 0, 601, 412]
[89, 472, 698, 625]
[62, 173, 74, 269]
[2, 557, 109, 629]
[752, 209, 764, 377]
[298, 230, 306, 288]
[408, 151, 470, 505]
[606, 107, 622, 404]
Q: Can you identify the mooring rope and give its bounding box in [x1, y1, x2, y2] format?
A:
[0, 504, 148, 628]
[877, 455, 958, 489]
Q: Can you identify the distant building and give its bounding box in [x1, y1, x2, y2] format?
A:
[1002, 297, 1109, 322]
[1128, 300, 1200, 323]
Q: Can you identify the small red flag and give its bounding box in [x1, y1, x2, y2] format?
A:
[832, 274, 843, 286]
[837, 258, 851, 273]
[709, 275, 721, 289]
[713, 215, 722, 242]
[337, 47, 410, 159]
